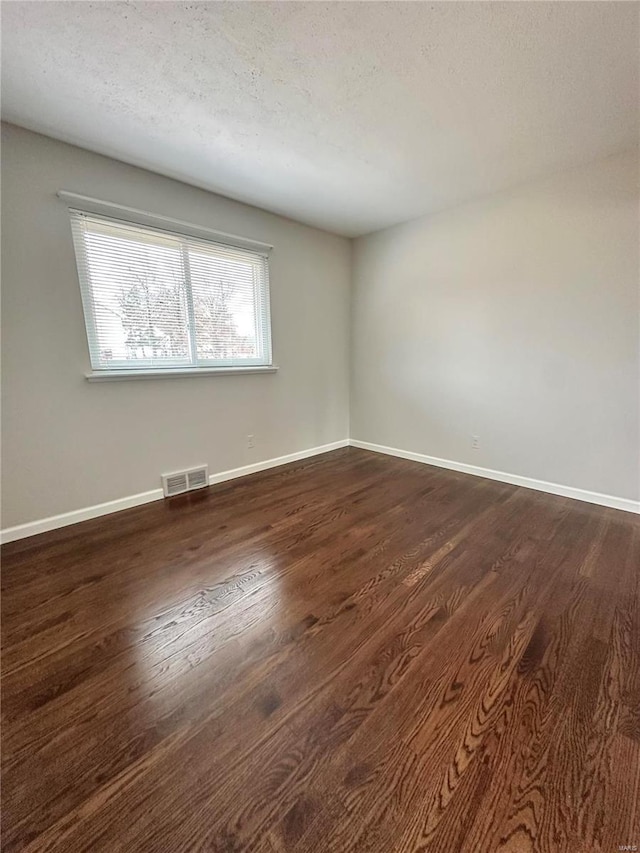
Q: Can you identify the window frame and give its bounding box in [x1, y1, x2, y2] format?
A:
[61, 192, 276, 379]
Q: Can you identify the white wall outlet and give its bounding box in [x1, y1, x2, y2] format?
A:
[247, 434, 255, 449]
[471, 435, 480, 450]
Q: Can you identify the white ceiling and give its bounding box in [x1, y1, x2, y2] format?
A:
[2, 1, 638, 236]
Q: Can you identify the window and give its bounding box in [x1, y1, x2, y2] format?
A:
[69, 209, 272, 373]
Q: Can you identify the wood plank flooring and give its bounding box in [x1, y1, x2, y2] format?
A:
[1, 447, 638, 852]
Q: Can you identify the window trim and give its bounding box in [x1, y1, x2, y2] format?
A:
[59, 191, 276, 378]
[58, 191, 274, 254]
[85, 366, 278, 382]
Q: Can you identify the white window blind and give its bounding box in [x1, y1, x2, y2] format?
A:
[69, 210, 272, 371]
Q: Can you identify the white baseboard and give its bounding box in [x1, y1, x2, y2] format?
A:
[206, 440, 349, 486]
[0, 440, 350, 544]
[3, 436, 636, 544]
[349, 439, 640, 515]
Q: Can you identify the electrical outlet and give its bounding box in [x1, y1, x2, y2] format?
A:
[471, 435, 480, 450]
[247, 434, 255, 449]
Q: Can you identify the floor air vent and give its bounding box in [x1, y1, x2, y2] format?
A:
[162, 465, 209, 498]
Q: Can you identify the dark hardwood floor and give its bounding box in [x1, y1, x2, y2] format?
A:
[2, 447, 638, 852]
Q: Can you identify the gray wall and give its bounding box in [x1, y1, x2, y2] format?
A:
[351, 151, 640, 501]
[1, 124, 351, 528]
[3, 127, 638, 531]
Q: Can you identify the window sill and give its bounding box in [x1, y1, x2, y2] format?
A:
[85, 366, 279, 382]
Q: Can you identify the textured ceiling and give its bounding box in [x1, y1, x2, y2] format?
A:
[2, 1, 638, 236]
